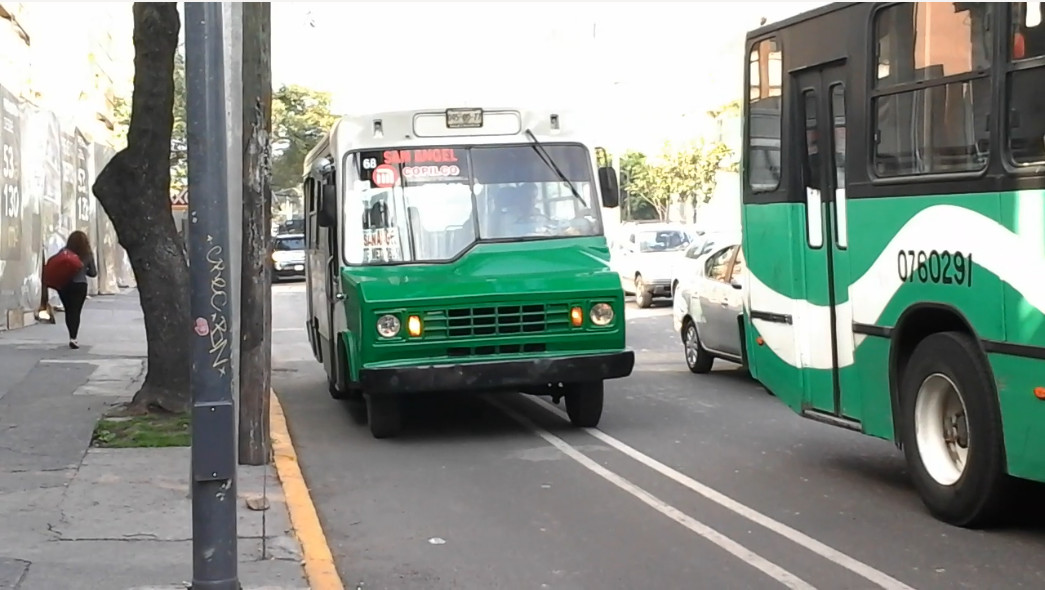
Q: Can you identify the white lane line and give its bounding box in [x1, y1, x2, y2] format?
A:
[488, 397, 816, 590]
[522, 396, 916, 590]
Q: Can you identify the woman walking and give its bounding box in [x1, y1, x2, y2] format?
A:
[56, 230, 97, 349]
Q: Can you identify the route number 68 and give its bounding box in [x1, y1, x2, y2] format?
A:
[362, 157, 378, 170]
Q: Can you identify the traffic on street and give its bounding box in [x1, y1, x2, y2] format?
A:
[271, 282, 1045, 590]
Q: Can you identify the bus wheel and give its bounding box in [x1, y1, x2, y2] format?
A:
[366, 396, 402, 439]
[682, 319, 714, 374]
[899, 331, 1011, 528]
[565, 381, 604, 428]
[634, 275, 653, 309]
[328, 380, 350, 401]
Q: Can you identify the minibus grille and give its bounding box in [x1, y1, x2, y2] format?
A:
[422, 302, 571, 339]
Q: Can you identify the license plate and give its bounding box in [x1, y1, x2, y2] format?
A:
[294, 265, 303, 271]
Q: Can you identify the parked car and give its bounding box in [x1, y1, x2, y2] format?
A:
[672, 239, 746, 372]
[670, 230, 741, 298]
[610, 221, 692, 308]
[271, 233, 306, 282]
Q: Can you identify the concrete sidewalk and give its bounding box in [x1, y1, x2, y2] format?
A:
[0, 290, 309, 590]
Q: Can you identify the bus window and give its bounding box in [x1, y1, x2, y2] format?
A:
[801, 89, 821, 192]
[1008, 2, 1045, 164]
[747, 38, 782, 193]
[346, 144, 600, 264]
[873, 2, 991, 177]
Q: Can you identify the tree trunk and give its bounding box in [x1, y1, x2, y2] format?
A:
[91, 3, 189, 414]
[238, 1, 273, 465]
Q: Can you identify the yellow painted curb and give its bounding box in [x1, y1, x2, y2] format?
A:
[270, 389, 345, 590]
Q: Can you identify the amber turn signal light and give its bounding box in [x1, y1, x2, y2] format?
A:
[570, 306, 584, 327]
[407, 315, 422, 337]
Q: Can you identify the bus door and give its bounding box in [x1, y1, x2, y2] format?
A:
[305, 169, 340, 369]
[793, 62, 860, 423]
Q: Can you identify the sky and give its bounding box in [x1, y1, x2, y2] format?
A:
[268, 2, 826, 150]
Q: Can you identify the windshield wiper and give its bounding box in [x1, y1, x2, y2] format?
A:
[524, 129, 588, 207]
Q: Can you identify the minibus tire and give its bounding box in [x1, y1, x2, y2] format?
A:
[899, 331, 1012, 528]
[367, 396, 402, 439]
[565, 381, 604, 428]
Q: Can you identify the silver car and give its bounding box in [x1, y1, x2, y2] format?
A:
[672, 240, 746, 373]
[670, 230, 740, 298]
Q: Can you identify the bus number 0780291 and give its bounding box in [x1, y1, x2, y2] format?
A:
[896, 250, 973, 287]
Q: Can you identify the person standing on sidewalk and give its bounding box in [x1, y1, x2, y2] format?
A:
[57, 230, 97, 349]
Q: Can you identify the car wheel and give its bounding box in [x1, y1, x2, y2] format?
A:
[682, 319, 714, 374]
[634, 274, 653, 309]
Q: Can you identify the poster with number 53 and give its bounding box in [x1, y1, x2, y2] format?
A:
[0, 85, 22, 261]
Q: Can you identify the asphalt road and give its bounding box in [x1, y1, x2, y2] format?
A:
[271, 282, 1045, 590]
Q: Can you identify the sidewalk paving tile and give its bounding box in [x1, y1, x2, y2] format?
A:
[0, 291, 311, 590]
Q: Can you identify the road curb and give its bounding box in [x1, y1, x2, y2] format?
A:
[270, 389, 345, 590]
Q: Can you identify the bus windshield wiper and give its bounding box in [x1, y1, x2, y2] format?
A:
[524, 129, 587, 207]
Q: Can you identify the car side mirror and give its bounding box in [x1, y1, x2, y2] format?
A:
[598, 166, 620, 208]
[317, 183, 337, 227]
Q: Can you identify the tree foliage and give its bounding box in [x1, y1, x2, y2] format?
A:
[620, 140, 733, 221]
[269, 84, 338, 191]
[113, 69, 334, 196]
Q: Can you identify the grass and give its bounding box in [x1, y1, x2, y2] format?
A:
[91, 412, 191, 448]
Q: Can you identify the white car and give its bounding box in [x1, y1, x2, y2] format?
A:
[609, 222, 691, 308]
[672, 239, 747, 373]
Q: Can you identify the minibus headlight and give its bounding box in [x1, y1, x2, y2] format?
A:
[590, 303, 614, 326]
[376, 314, 401, 338]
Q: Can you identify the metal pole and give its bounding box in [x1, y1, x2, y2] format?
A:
[185, 3, 240, 589]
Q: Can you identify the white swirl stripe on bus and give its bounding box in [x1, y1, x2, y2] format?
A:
[747, 202, 1045, 370]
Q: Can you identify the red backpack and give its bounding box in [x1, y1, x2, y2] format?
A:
[43, 249, 84, 290]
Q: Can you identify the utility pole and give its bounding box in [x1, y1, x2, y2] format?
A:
[184, 3, 240, 589]
[238, 1, 273, 466]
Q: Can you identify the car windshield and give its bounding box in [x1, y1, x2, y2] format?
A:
[344, 144, 601, 264]
[274, 236, 304, 251]
[636, 229, 689, 253]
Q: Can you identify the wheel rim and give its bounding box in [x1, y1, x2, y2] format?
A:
[914, 373, 970, 486]
[684, 325, 700, 368]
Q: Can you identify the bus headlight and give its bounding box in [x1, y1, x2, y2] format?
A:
[376, 314, 401, 338]
[590, 303, 614, 326]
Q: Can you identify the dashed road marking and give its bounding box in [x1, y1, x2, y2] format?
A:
[522, 396, 917, 590]
[489, 397, 816, 590]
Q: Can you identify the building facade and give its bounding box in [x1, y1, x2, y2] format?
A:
[0, 2, 135, 330]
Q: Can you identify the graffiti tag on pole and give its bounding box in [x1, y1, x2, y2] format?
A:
[205, 235, 230, 375]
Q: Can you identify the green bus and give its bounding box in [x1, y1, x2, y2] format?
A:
[740, 2, 1045, 527]
[301, 107, 635, 439]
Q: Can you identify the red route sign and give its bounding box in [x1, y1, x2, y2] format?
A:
[372, 164, 398, 188]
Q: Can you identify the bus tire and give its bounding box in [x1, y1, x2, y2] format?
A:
[328, 379, 350, 401]
[899, 331, 1012, 528]
[366, 396, 402, 439]
[682, 318, 714, 374]
[327, 338, 352, 400]
[634, 274, 653, 309]
[565, 381, 604, 428]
